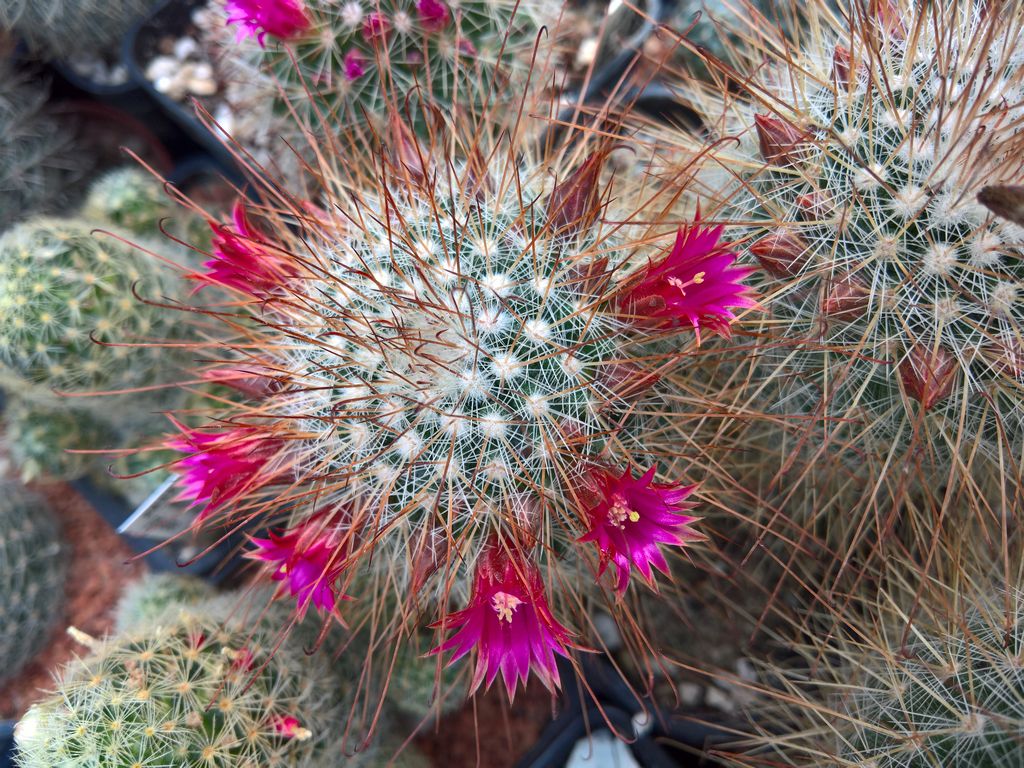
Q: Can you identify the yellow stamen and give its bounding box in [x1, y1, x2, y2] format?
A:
[491, 591, 523, 623]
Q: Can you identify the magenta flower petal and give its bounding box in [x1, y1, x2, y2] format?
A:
[167, 422, 281, 520]
[226, 0, 311, 46]
[417, 0, 450, 32]
[343, 50, 367, 81]
[248, 512, 351, 616]
[362, 12, 390, 42]
[198, 203, 294, 296]
[578, 465, 701, 593]
[618, 222, 756, 341]
[431, 542, 574, 700]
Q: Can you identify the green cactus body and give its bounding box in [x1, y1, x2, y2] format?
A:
[5, 398, 115, 482]
[15, 606, 349, 768]
[0, 480, 67, 684]
[677, 2, 1024, 468]
[0, 216, 187, 402]
[219, 0, 545, 136]
[840, 593, 1024, 768]
[385, 631, 463, 723]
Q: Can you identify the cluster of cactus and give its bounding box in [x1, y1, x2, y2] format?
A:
[82, 168, 180, 240]
[213, 0, 547, 137]
[0, 480, 67, 685]
[0, 62, 78, 231]
[666, 0, 1024, 478]
[16, 596, 350, 767]
[0, 0, 153, 57]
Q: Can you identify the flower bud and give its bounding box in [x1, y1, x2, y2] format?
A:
[417, 0, 449, 32]
[871, 0, 906, 39]
[387, 114, 430, 184]
[596, 362, 661, 405]
[796, 191, 833, 220]
[899, 343, 957, 410]
[821, 273, 871, 321]
[362, 12, 389, 42]
[749, 231, 810, 278]
[978, 185, 1024, 228]
[547, 151, 608, 236]
[754, 114, 809, 165]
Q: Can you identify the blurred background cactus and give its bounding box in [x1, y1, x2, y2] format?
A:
[0, 0, 153, 58]
[0, 215, 188, 403]
[0, 480, 67, 686]
[0, 63, 79, 232]
[15, 596, 353, 768]
[4, 398, 114, 482]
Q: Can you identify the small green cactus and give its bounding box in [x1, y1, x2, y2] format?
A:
[82, 168, 179, 238]
[385, 630, 463, 723]
[0, 0, 153, 58]
[5, 397, 115, 482]
[15, 603, 350, 768]
[114, 573, 217, 633]
[0, 480, 67, 685]
[0, 63, 78, 231]
[0, 216, 187, 402]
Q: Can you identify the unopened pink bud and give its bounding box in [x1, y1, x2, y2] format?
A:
[899, 344, 958, 411]
[821, 273, 871, 321]
[749, 231, 810, 278]
[754, 114, 809, 165]
[547, 151, 609, 235]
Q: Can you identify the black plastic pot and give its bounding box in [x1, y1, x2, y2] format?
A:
[515, 655, 736, 768]
[0, 720, 14, 768]
[71, 477, 245, 585]
[126, 0, 241, 174]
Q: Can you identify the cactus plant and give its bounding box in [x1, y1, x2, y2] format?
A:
[131, 99, 754, 703]
[4, 397, 115, 482]
[114, 573, 217, 633]
[0, 0, 153, 58]
[837, 592, 1024, 768]
[0, 480, 67, 685]
[0, 63, 79, 231]
[0, 216, 189, 404]
[15, 601, 353, 768]
[212, 0, 549, 138]
[658, 1, 1024, 495]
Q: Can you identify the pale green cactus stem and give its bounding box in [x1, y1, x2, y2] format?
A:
[0, 480, 67, 685]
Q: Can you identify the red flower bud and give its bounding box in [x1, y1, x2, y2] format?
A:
[821, 273, 871, 321]
[547, 151, 609, 236]
[408, 525, 450, 598]
[978, 185, 1024, 228]
[596, 362, 661, 405]
[796, 191, 833, 220]
[749, 231, 810, 278]
[832, 45, 852, 87]
[754, 114, 809, 166]
[387, 114, 430, 185]
[362, 12, 389, 42]
[871, 0, 906, 39]
[899, 344, 958, 410]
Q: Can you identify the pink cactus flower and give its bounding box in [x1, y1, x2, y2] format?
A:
[417, 0, 450, 32]
[431, 542, 574, 699]
[362, 12, 390, 42]
[201, 203, 293, 296]
[269, 714, 312, 740]
[225, 0, 311, 46]
[618, 222, 756, 341]
[168, 423, 281, 520]
[343, 50, 367, 81]
[578, 466, 701, 594]
[249, 514, 351, 615]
